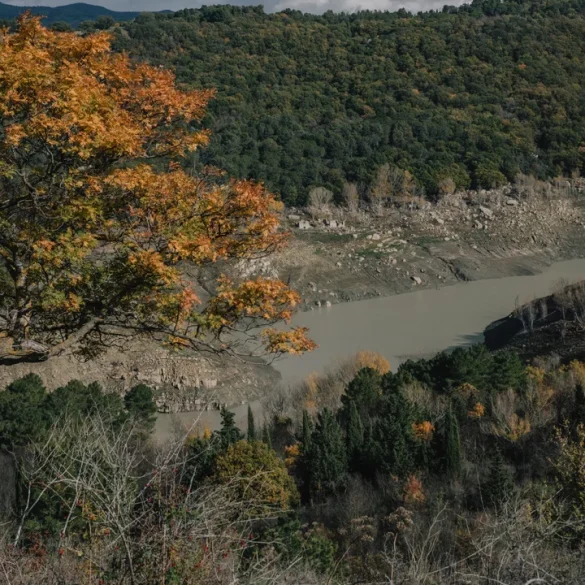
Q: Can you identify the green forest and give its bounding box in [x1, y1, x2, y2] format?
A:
[89, 0, 585, 204]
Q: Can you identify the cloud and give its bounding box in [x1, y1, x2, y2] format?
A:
[2, 0, 465, 15]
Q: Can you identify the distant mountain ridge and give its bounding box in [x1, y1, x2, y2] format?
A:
[0, 2, 144, 25]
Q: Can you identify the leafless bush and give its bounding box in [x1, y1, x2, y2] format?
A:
[551, 280, 585, 328]
[401, 381, 446, 421]
[341, 182, 360, 213]
[369, 164, 422, 213]
[1, 413, 315, 585]
[515, 173, 555, 200]
[374, 494, 585, 585]
[437, 177, 456, 197]
[514, 297, 539, 333]
[307, 187, 334, 220]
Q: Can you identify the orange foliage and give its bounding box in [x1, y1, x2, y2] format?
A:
[0, 15, 313, 360]
[507, 414, 531, 442]
[403, 475, 425, 506]
[468, 402, 485, 419]
[284, 442, 301, 469]
[412, 421, 435, 442]
[354, 351, 391, 374]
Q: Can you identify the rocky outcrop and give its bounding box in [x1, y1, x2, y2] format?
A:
[484, 283, 585, 361]
[0, 339, 281, 413]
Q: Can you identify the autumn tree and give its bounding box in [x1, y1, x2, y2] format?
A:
[212, 440, 299, 515]
[0, 15, 314, 364]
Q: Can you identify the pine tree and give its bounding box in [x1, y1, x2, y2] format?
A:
[341, 367, 382, 420]
[217, 407, 243, 450]
[444, 407, 461, 479]
[307, 408, 347, 499]
[345, 400, 363, 472]
[371, 391, 415, 477]
[247, 404, 256, 442]
[484, 449, 514, 508]
[124, 384, 156, 428]
[0, 374, 50, 446]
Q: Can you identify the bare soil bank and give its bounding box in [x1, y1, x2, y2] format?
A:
[269, 182, 585, 309]
[274, 188, 585, 309]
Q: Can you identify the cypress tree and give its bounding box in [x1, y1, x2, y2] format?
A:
[307, 408, 347, 499]
[247, 404, 256, 442]
[372, 391, 415, 477]
[573, 383, 585, 429]
[345, 400, 363, 472]
[218, 406, 243, 450]
[444, 407, 461, 478]
[262, 424, 272, 450]
[300, 409, 313, 454]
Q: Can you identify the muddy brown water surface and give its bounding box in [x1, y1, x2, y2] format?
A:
[155, 258, 585, 440]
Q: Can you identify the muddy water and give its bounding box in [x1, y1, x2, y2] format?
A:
[155, 258, 585, 440]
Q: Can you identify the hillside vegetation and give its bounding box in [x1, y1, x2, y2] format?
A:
[104, 1, 585, 205]
[4, 347, 585, 583]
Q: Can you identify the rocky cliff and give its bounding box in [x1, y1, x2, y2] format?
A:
[0, 339, 280, 413]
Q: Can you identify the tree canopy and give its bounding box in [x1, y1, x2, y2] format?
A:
[0, 15, 314, 364]
[95, 1, 585, 204]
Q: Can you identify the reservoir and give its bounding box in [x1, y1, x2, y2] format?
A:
[155, 258, 585, 439]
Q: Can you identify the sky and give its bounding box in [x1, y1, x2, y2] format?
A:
[2, 0, 465, 16]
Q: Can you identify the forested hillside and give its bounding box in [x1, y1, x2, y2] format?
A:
[106, 1, 585, 204]
[0, 2, 140, 26]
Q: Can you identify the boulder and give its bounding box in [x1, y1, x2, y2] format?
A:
[288, 214, 301, 221]
[324, 219, 345, 228]
[372, 233, 381, 241]
[506, 199, 519, 206]
[411, 276, 423, 285]
[479, 206, 493, 218]
[297, 220, 311, 229]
